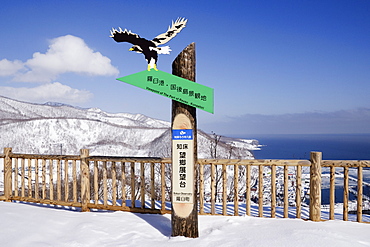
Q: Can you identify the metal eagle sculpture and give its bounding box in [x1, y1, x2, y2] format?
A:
[110, 18, 187, 71]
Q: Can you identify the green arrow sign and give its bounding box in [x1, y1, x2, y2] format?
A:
[117, 70, 214, 113]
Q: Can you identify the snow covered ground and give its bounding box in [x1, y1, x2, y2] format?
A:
[1, 201, 370, 247]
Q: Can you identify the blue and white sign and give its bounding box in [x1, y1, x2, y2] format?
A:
[172, 129, 193, 140]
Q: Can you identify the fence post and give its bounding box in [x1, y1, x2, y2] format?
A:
[80, 149, 90, 212]
[4, 148, 12, 202]
[309, 151, 322, 221]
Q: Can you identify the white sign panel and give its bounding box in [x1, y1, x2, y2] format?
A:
[172, 129, 194, 204]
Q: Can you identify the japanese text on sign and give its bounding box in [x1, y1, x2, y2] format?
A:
[147, 76, 208, 102]
[116, 70, 214, 113]
[172, 129, 194, 204]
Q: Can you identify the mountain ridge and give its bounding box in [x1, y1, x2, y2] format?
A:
[0, 95, 259, 158]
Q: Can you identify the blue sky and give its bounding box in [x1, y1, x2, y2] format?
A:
[1, 0, 369, 135]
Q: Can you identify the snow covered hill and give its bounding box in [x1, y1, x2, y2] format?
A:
[1, 201, 369, 246]
[0, 96, 260, 158]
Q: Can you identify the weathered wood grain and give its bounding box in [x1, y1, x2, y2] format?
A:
[246, 165, 251, 216]
[80, 149, 90, 212]
[171, 42, 199, 238]
[296, 165, 302, 218]
[329, 166, 335, 220]
[357, 166, 363, 222]
[4, 148, 12, 201]
[343, 166, 349, 221]
[309, 152, 322, 221]
[199, 162, 205, 214]
[222, 163, 227, 216]
[211, 163, 216, 215]
[234, 164, 239, 216]
[284, 165, 289, 218]
[259, 165, 264, 217]
[271, 164, 276, 218]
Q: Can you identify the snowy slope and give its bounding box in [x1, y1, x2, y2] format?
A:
[0, 95, 260, 158]
[0, 201, 369, 247]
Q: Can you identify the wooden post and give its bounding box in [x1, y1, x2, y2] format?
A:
[245, 165, 251, 216]
[233, 164, 239, 216]
[140, 162, 145, 209]
[80, 149, 90, 212]
[130, 162, 135, 208]
[283, 165, 288, 218]
[199, 163, 204, 214]
[103, 161, 108, 205]
[122, 162, 127, 208]
[329, 165, 335, 220]
[343, 166, 349, 221]
[271, 164, 276, 218]
[160, 162, 165, 211]
[14, 158, 18, 197]
[171, 42, 199, 238]
[222, 163, 227, 215]
[258, 165, 263, 217]
[309, 152, 322, 221]
[4, 148, 12, 202]
[49, 159, 53, 200]
[72, 160, 77, 203]
[35, 159, 40, 200]
[211, 163, 216, 215]
[112, 162, 117, 206]
[57, 159, 61, 201]
[94, 161, 99, 204]
[296, 165, 302, 218]
[357, 165, 363, 222]
[27, 159, 32, 198]
[150, 163, 155, 210]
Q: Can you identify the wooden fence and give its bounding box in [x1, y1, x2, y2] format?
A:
[0, 148, 369, 223]
[321, 159, 370, 222]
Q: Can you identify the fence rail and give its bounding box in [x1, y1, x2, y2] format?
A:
[1, 148, 369, 223]
[321, 160, 370, 222]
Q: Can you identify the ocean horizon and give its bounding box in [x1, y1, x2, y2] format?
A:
[240, 133, 370, 160]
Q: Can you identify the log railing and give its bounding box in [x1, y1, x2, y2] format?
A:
[321, 160, 370, 222]
[1, 148, 369, 223]
[0, 148, 172, 214]
[197, 159, 311, 219]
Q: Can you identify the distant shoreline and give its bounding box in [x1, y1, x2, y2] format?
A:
[235, 133, 370, 160]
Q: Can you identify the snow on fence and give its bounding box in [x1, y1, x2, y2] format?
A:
[0, 148, 369, 223]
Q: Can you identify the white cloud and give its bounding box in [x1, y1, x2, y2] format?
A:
[0, 82, 93, 104]
[10, 35, 119, 82]
[0, 59, 25, 76]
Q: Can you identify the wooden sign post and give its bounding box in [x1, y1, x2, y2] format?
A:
[116, 42, 209, 238]
[171, 43, 199, 238]
[112, 20, 211, 238]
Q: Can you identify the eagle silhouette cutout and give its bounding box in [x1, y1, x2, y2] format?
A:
[110, 18, 187, 71]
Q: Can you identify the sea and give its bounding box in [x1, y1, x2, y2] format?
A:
[243, 133, 370, 205]
[247, 133, 370, 160]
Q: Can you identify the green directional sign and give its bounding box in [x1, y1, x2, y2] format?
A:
[117, 70, 214, 114]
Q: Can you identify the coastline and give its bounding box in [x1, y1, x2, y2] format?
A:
[239, 133, 370, 160]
